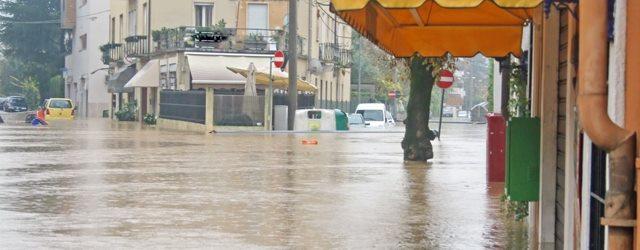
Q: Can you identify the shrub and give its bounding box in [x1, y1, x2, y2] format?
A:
[143, 113, 157, 125]
[115, 102, 137, 121]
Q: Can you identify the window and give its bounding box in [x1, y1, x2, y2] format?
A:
[79, 34, 87, 51]
[49, 100, 72, 109]
[168, 63, 177, 90]
[160, 64, 168, 89]
[111, 17, 116, 43]
[128, 9, 137, 36]
[195, 4, 213, 27]
[247, 3, 268, 35]
[356, 110, 384, 122]
[160, 63, 177, 90]
[142, 3, 149, 36]
[119, 14, 124, 42]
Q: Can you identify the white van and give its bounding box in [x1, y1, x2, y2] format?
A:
[355, 103, 395, 128]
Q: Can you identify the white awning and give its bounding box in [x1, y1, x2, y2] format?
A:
[186, 53, 271, 85]
[124, 59, 160, 88]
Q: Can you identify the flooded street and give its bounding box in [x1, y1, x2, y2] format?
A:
[0, 119, 526, 248]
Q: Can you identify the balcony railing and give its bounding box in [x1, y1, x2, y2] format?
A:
[319, 43, 352, 67]
[124, 35, 150, 57]
[100, 43, 124, 65]
[152, 27, 285, 54]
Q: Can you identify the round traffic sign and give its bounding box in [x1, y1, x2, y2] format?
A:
[437, 70, 454, 89]
[273, 50, 285, 68]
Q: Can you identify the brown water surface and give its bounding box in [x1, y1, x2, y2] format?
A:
[0, 119, 526, 248]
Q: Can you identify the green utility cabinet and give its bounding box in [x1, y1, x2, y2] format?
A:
[505, 117, 541, 201]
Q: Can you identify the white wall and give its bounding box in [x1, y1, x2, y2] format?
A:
[64, 0, 110, 118]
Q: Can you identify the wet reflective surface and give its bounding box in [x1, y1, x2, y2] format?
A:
[0, 119, 526, 248]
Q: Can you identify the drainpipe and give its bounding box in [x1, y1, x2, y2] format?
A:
[578, 1, 637, 249]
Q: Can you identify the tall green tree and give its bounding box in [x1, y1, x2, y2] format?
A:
[0, 0, 63, 98]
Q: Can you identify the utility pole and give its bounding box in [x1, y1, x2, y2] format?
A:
[287, 0, 298, 130]
[333, 10, 339, 110]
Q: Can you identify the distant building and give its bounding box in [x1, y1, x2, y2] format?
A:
[61, 0, 111, 118]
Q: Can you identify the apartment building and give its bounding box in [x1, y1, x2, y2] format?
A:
[102, 0, 353, 123]
[61, 0, 111, 118]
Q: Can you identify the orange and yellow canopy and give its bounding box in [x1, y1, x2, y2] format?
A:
[331, 0, 542, 57]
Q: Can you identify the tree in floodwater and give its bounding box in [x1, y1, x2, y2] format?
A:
[402, 55, 454, 161]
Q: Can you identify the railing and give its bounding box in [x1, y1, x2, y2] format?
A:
[319, 43, 352, 67]
[283, 35, 308, 58]
[152, 27, 284, 54]
[159, 90, 206, 124]
[100, 43, 124, 65]
[273, 93, 315, 109]
[124, 35, 150, 57]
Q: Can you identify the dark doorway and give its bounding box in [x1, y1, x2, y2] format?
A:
[589, 144, 607, 250]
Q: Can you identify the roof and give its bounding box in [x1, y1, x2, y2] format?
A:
[355, 103, 387, 109]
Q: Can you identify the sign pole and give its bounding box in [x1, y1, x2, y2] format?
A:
[437, 88, 445, 141]
[435, 69, 453, 141]
[269, 58, 274, 131]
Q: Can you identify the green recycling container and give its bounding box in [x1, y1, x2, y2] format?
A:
[334, 109, 348, 131]
[505, 117, 540, 201]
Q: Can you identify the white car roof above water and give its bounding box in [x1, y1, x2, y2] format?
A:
[355, 103, 386, 110]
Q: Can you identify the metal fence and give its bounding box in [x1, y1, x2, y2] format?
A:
[273, 93, 315, 109]
[214, 95, 265, 126]
[159, 90, 206, 124]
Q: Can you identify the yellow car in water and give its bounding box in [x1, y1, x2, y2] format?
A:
[44, 98, 75, 120]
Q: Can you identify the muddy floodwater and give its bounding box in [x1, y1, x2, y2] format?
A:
[0, 118, 526, 248]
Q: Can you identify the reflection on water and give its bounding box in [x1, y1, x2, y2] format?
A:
[0, 120, 526, 248]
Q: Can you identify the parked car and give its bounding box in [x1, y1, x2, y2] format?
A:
[44, 98, 75, 120]
[442, 106, 455, 117]
[457, 110, 469, 118]
[0, 97, 7, 111]
[355, 103, 395, 128]
[348, 113, 368, 128]
[3, 96, 28, 112]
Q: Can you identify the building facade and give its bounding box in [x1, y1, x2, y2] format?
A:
[102, 0, 353, 124]
[61, 0, 111, 118]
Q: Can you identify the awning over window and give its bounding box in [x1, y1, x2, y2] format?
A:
[186, 53, 271, 86]
[331, 0, 542, 57]
[107, 65, 136, 93]
[124, 59, 160, 88]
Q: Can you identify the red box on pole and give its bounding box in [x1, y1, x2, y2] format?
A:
[486, 113, 506, 182]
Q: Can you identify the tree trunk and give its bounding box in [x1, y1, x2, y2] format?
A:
[402, 56, 435, 161]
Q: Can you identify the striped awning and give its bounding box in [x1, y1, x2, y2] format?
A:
[331, 0, 542, 57]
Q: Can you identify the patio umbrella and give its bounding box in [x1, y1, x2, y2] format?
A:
[242, 63, 259, 123]
[330, 0, 543, 57]
[227, 66, 318, 92]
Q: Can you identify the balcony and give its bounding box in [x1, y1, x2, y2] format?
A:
[100, 43, 124, 65]
[124, 35, 150, 57]
[319, 43, 352, 67]
[151, 27, 285, 54]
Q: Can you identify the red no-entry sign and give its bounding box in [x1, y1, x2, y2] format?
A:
[273, 50, 285, 68]
[388, 91, 396, 99]
[437, 70, 454, 89]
